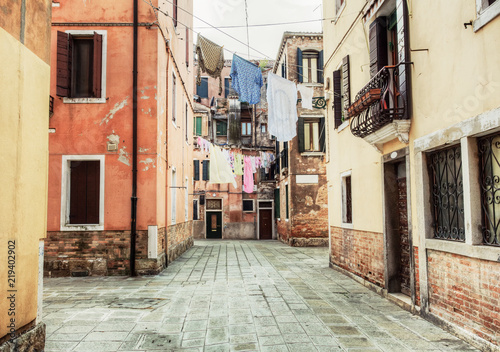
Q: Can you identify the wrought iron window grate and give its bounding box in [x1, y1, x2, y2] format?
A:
[427, 145, 465, 241]
[478, 134, 500, 246]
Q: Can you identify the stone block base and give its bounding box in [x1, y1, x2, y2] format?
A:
[168, 237, 194, 264]
[283, 237, 328, 247]
[0, 322, 45, 352]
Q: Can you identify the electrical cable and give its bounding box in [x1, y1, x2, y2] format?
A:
[243, 0, 250, 60]
[194, 18, 332, 29]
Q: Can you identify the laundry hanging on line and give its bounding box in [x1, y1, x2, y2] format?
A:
[267, 72, 298, 142]
[209, 144, 237, 188]
[196, 34, 225, 95]
[243, 156, 254, 194]
[297, 84, 314, 110]
[230, 55, 263, 105]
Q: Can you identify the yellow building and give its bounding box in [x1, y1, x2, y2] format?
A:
[0, 0, 52, 349]
[323, 0, 500, 349]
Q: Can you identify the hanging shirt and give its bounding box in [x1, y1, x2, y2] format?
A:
[243, 156, 254, 194]
[267, 72, 298, 142]
[250, 156, 257, 173]
[234, 153, 244, 175]
[209, 145, 237, 188]
[298, 84, 314, 110]
[230, 55, 263, 105]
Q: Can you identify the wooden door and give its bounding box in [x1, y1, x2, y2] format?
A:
[259, 208, 273, 240]
[206, 212, 222, 239]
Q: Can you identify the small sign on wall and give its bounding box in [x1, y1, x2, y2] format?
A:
[296, 175, 319, 184]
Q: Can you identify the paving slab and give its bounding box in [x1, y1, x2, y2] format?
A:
[43, 240, 480, 351]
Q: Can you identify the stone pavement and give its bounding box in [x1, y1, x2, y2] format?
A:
[43, 240, 478, 352]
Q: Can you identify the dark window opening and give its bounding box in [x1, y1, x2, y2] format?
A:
[69, 160, 100, 224]
[243, 200, 254, 212]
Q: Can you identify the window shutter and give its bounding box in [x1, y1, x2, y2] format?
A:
[318, 50, 324, 84]
[193, 200, 198, 220]
[274, 188, 280, 219]
[275, 141, 280, 171]
[342, 55, 350, 111]
[369, 17, 388, 78]
[56, 31, 71, 97]
[185, 27, 189, 67]
[319, 118, 326, 152]
[333, 69, 342, 129]
[86, 161, 100, 224]
[224, 77, 230, 98]
[195, 117, 202, 135]
[70, 161, 100, 224]
[202, 160, 209, 181]
[297, 48, 303, 83]
[298, 117, 305, 153]
[173, 0, 178, 27]
[197, 77, 208, 98]
[194, 160, 200, 181]
[93, 32, 103, 98]
[396, 0, 410, 119]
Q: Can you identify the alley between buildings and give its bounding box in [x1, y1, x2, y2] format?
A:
[43, 240, 477, 352]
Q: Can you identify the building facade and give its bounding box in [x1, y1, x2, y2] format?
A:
[273, 32, 329, 247]
[323, 0, 500, 349]
[0, 0, 52, 349]
[192, 60, 277, 240]
[46, 0, 194, 276]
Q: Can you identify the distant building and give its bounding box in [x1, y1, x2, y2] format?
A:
[0, 0, 51, 349]
[45, 0, 194, 276]
[272, 32, 329, 247]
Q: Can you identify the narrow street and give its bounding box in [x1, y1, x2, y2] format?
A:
[43, 240, 477, 352]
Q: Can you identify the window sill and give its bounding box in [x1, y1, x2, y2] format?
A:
[474, 1, 500, 31]
[425, 238, 500, 263]
[61, 224, 104, 231]
[338, 120, 349, 132]
[63, 97, 106, 104]
[341, 222, 353, 229]
[301, 152, 325, 157]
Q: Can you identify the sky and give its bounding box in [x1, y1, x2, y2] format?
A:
[193, 0, 323, 62]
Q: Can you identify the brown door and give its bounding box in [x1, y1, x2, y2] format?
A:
[397, 176, 410, 296]
[259, 208, 273, 240]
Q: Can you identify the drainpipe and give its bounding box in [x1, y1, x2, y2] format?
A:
[130, 0, 138, 277]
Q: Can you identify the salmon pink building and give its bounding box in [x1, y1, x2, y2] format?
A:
[46, 0, 194, 276]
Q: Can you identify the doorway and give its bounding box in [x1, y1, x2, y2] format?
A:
[206, 212, 222, 239]
[259, 201, 273, 240]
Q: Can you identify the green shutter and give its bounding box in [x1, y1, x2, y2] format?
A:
[318, 50, 324, 84]
[195, 116, 202, 136]
[319, 118, 325, 153]
[298, 117, 305, 153]
[285, 185, 289, 219]
[297, 48, 303, 83]
[194, 160, 200, 181]
[274, 188, 280, 219]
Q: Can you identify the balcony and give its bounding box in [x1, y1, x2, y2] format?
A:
[348, 65, 410, 150]
[49, 95, 54, 117]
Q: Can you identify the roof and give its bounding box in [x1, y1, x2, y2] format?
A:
[193, 102, 211, 113]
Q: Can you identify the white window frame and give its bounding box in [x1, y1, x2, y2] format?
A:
[60, 155, 105, 231]
[171, 168, 177, 225]
[341, 170, 353, 228]
[62, 30, 107, 104]
[334, 0, 346, 24]
[243, 199, 255, 213]
[474, 0, 500, 31]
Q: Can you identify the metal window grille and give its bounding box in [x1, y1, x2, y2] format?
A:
[478, 134, 500, 246]
[427, 145, 465, 241]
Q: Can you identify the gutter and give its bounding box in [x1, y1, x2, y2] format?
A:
[130, 0, 138, 277]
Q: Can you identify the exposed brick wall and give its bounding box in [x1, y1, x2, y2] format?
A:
[167, 220, 194, 264]
[330, 226, 385, 287]
[44, 228, 167, 276]
[414, 246, 420, 307]
[427, 250, 500, 346]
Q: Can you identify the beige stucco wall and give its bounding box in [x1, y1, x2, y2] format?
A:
[0, 27, 50, 339]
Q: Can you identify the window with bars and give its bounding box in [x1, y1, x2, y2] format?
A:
[478, 133, 500, 246]
[427, 145, 465, 241]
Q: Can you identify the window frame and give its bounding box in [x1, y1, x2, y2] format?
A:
[334, 0, 346, 23]
[241, 121, 252, 136]
[61, 30, 107, 104]
[341, 170, 353, 228]
[474, 0, 500, 31]
[243, 199, 255, 213]
[302, 50, 319, 84]
[60, 155, 105, 231]
[193, 199, 199, 220]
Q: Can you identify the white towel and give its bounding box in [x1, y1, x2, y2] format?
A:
[298, 84, 313, 110]
[209, 145, 237, 188]
[267, 72, 298, 142]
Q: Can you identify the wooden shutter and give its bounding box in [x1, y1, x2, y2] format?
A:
[195, 116, 202, 135]
[342, 55, 350, 112]
[202, 160, 209, 181]
[298, 117, 305, 153]
[224, 78, 230, 98]
[69, 160, 100, 224]
[369, 17, 388, 78]
[56, 31, 71, 97]
[275, 142, 280, 171]
[318, 50, 324, 84]
[173, 0, 178, 27]
[396, 0, 410, 119]
[193, 200, 198, 220]
[185, 27, 189, 67]
[319, 118, 326, 153]
[297, 48, 303, 83]
[197, 77, 208, 98]
[92, 32, 103, 98]
[194, 160, 200, 181]
[333, 69, 342, 129]
[274, 188, 280, 219]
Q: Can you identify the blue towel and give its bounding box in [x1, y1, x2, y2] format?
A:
[230, 55, 263, 105]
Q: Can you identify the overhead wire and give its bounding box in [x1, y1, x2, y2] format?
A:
[194, 18, 333, 29]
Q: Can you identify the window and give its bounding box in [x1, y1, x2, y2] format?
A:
[185, 102, 189, 141]
[56, 30, 106, 102]
[60, 155, 105, 231]
[474, 0, 500, 31]
[297, 49, 323, 84]
[173, 0, 178, 27]
[274, 188, 281, 219]
[261, 124, 267, 134]
[341, 173, 352, 225]
[335, 0, 345, 15]
[298, 117, 325, 152]
[194, 160, 200, 181]
[285, 184, 289, 220]
[478, 133, 500, 246]
[281, 56, 287, 79]
[216, 120, 227, 136]
[185, 177, 189, 221]
[172, 73, 177, 124]
[197, 76, 208, 98]
[281, 142, 289, 169]
[224, 77, 233, 98]
[427, 145, 465, 242]
[171, 169, 177, 224]
[202, 160, 210, 181]
[193, 199, 199, 220]
[243, 200, 255, 212]
[241, 121, 252, 136]
[194, 116, 202, 136]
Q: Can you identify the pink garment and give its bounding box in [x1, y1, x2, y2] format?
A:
[243, 156, 254, 193]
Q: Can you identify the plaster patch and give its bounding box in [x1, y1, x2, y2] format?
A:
[140, 158, 156, 171]
[141, 95, 150, 100]
[99, 97, 128, 125]
[138, 147, 150, 153]
[107, 133, 120, 144]
[118, 147, 130, 166]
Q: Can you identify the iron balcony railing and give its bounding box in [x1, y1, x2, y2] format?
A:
[49, 95, 54, 117]
[348, 65, 407, 138]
